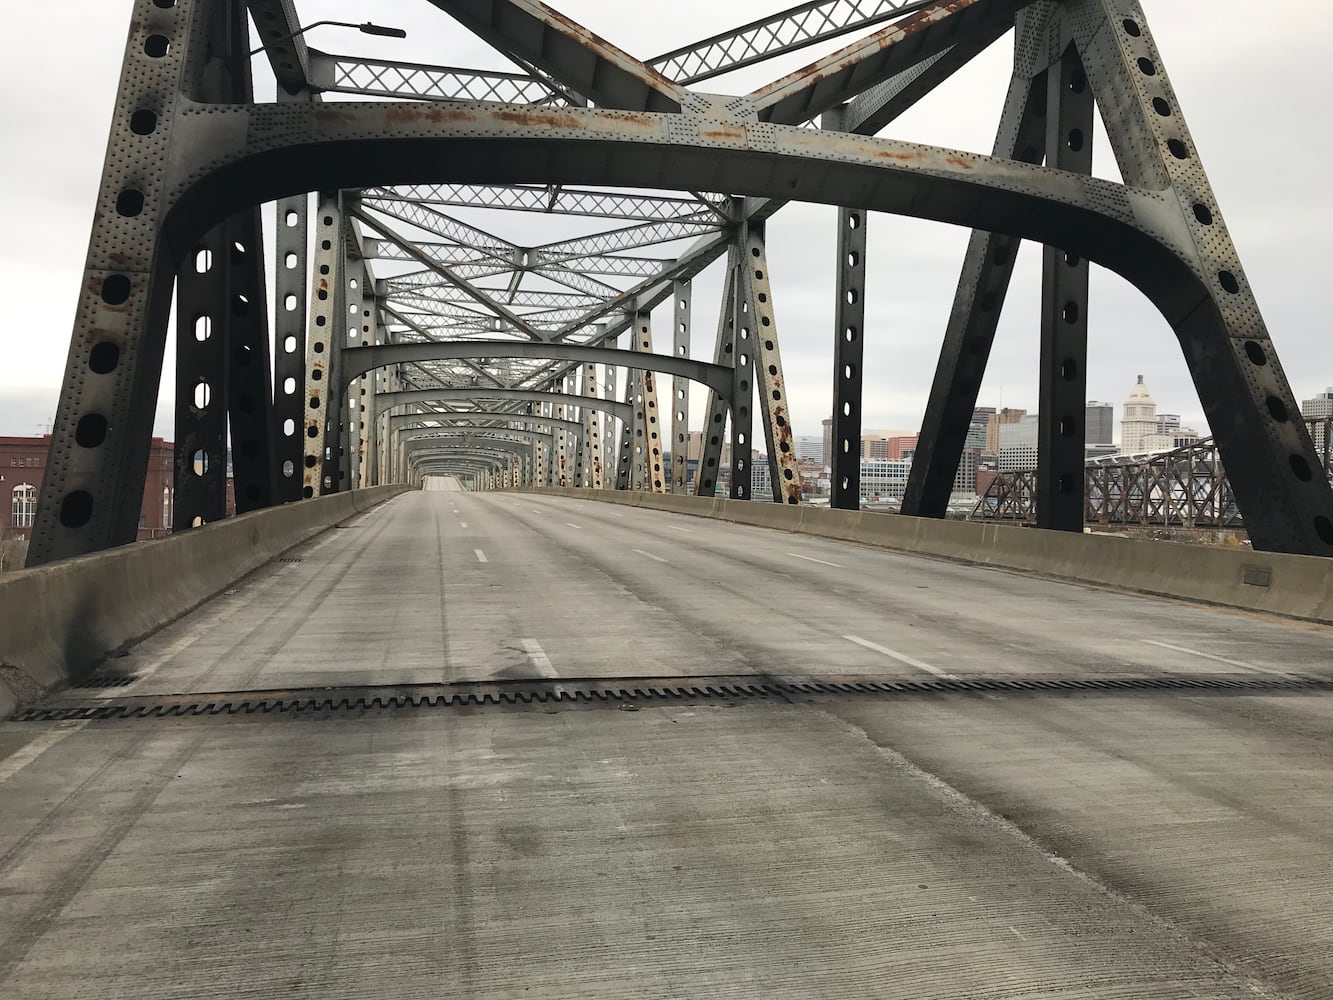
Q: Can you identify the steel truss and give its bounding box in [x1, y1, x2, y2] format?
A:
[25, 0, 1333, 566]
[978, 420, 1333, 530]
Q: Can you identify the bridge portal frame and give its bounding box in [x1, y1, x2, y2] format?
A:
[26, 0, 1333, 565]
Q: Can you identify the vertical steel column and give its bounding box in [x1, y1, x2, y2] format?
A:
[343, 258, 365, 491]
[361, 280, 382, 487]
[616, 365, 634, 491]
[173, 227, 230, 528]
[556, 380, 568, 487]
[902, 15, 1050, 518]
[546, 400, 555, 486]
[1037, 42, 1094, 532]
[573, 381, 587, 488]
[338, 243, 361, 492]
[696, 249, 739, 497]
[603, 363, 618, 489]
[831, 206, 868, 510]
[304, 191, 344, 498]
[223, 207, 277, 516]
[671, 281, 692, 493]
[633, 312, 667, 492]
[271, 96, 310, 502]
[740, 222, 802, 504]
[584, 363, 603, 488]
[729, 250, 754, 500]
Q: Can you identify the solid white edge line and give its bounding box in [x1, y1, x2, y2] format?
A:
[844, 634, 957, 680]
[1141, 638, 1293, 677]
[474, 549, 488, 563]
[668, 525, 692, 533]
[632, 548, 669, 564]
[0, 722, 89, 785]
[785, 551, 842, 568]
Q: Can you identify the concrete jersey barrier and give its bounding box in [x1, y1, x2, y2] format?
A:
[0, 486, 409, 719]
[520, 487, 1333, 627]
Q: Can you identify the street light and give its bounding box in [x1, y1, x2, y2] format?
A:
[250, 20, 407, 56]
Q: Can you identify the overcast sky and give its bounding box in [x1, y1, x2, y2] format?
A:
[2, 1, 1331, 448]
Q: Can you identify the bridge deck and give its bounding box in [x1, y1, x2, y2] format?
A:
[2, 491, 1332, 997]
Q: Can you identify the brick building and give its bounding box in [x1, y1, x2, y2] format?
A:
[2, 435, 175, 543]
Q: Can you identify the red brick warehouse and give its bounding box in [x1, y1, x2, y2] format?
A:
[2, 436, 175, 543]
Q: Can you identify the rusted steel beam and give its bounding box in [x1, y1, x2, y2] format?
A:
[740, 223, 803, 504]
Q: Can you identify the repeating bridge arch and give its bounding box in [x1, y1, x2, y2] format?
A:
[22, 0, 1333, 564]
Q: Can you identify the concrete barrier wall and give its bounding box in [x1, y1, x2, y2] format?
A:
[522, 487, 1333, 626]
[0, 486, 409, 718]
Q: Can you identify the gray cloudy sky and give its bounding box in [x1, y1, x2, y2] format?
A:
[2, 1, 1331, 446]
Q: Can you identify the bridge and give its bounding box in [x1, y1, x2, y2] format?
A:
[3, 1, 1333, 997]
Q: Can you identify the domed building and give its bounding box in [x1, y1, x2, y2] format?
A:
[1120, 375, 1157, 454]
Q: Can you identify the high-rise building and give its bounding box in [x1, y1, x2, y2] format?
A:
[1120, 375, 1157, 453]
[887, 434, 918, 460]
[1302, 388, 1333, 459]
[1156, 413, 1181, 436]
[965, 421, 989, 451]
[970, 406, 996, 451]
[986, 408, 1027, 454]
[821, 417, 834, 473]
[751, 452, 773, 501]
[998, 414, 1039, 471]
[861, 435, 890, 460]
[794, 435, 824, 465]
[859, 459, 912, 500]
[1143, 428, 1201, 453]
[954, 448, 981, 496]
[1085, 402, 1114, 445]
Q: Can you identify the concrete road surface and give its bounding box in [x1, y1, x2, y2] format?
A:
[2, 489, 1331, 998]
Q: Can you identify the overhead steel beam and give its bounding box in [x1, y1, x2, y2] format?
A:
[749, 0, 1035, 126]
[427, 0, 685, 112]
[391, 412, 585, 435]
[342, 342, 732, 398]
[651, 0, 951, 84]
[376, 389, 633, 427]
[307, 50, 570, 105]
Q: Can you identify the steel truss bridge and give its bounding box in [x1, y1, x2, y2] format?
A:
[18, 0, 1333, 566]
[8, 5, 1333, 996]
[977, 418, 1333, 530]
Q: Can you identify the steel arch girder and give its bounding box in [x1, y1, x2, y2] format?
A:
[406, 446, 532, 471]
[390, 412, 585, 435]
[402, 430, 552, 447]
[375, 389, 633, 426]
[342, 341, 732, 398]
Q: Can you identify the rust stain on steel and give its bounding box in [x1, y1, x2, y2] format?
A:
[769, 394, 804, 503]
[381, 105, 477, 127]
[700, 125, 746, 142]
[491, 107, 584, 129]
[314, 106, 359, 125]
[753, 0, 980, 104]
[945, 155, 975, 170]
[527, 3, 683, 96]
